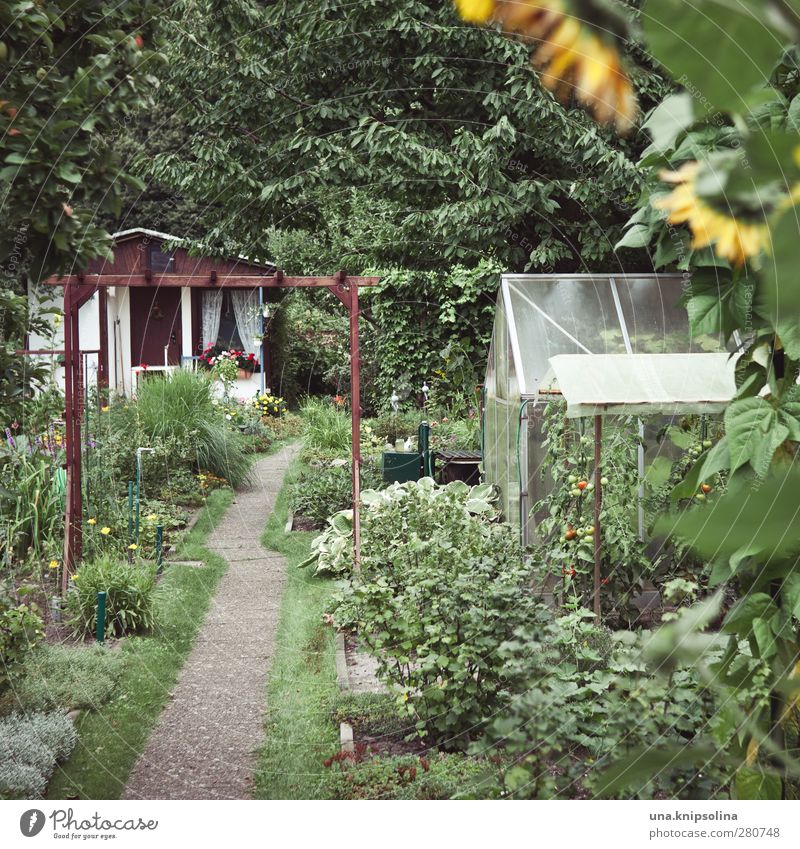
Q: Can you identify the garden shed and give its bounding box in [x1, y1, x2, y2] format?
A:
[29, 227, 277, 396]
[483, 273, 739, 548]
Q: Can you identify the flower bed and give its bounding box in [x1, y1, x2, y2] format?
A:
[198, 345, 260, 377]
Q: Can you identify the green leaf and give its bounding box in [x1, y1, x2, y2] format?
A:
[641, 92, 695, 152]
[762, 211, 800, 359]
[782, 572, 800, 620]
[751, 616, 778, 658]
[725, 397, 778, 475]
[642, 0, 784, 112]
[722, 593, 775, 635]
[595, 744, 721, 796]
[614, 224, 651, 250]
[670, 437, 730, 501]
[787, 94, 800, 133]
[55, 162, 83, 183]
[659, 469, 800, 560]
[644, 456, 672, 488]
[735, 767, 783, 800]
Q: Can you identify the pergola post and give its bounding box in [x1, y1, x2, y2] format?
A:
[62, 282, 82, 591]
[348, 282, 362, 570]
[593, 414, 602, 620]
[327, 272, 362, 570]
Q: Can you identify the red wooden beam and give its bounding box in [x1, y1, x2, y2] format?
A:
[348, 279, 362, 571]
[45, 274, 381, 289]
[62, 283, 84, 591]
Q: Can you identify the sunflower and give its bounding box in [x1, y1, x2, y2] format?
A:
[454, 0, 638, 132]
[454, 0, 495, 22]
[654, 162, 770, 267]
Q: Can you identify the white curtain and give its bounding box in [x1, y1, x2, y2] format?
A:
[231, 289, 261, 356]
[201, 290, 223, 349]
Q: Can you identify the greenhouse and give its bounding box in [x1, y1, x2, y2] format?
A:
[482, 273, 739, 548]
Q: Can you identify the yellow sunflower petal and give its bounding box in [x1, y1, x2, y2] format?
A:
[453, 0, 496, 24]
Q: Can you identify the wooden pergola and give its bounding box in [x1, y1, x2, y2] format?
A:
[45, 269, 380, 592]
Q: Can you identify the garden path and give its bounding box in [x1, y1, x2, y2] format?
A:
[122, 444, 297, 800]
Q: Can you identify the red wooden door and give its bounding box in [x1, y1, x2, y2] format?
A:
[130, 288, 182, 367]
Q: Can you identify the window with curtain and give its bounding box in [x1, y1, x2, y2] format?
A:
[216, 291, 245, 350]
[202, 289, 260, 353]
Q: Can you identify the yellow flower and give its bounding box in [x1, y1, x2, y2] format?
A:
[48, 559, 59, 570]
[455, 0, 637, 132]
[654, 162, 770, 267]
[101, 405, 110, 413]
[100, 526, 111, 535]
[146, 513, 158, 523]
[128, 543, 138, 551]
[70, 574, 77, 581]
[453, 0, 495, 23]
[87, 517, 97, 525]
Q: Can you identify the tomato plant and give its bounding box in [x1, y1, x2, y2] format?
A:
[531, 400, 651, 626]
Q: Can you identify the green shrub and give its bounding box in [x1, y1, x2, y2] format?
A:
[308, 479, 536, 749]
[323, 752, 500, 800]
[156, 468, 205, 505]
[2, 644, 123, 713]
[0, 593, 44, 690]
[101, 370, 251, 488]
[367, 410, 423, 445]
[480, 609, 727, 799]
[67, 556, 156, 638]
[0, 711, 77, 799]
[289, 461, 384, 524]
[331, 692, 409, 738]
[260, 412, 303, 443]
[428, 416, 480, 452]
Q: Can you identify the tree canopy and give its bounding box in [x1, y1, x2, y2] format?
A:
[146, 0, 670, 272]
[0, 1, 165, 284]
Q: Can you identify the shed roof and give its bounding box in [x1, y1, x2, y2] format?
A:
[546, 353, 738, 418]
[111, 227, 275, 270]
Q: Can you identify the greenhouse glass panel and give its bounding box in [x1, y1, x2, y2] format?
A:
[482, 273, 734, 548]
[504, 275, 627, 395]
[613, 275, 727, 354]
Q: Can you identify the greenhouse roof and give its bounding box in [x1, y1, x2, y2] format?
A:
[496, 273, 735, 398]
[546, 353, 738, 418]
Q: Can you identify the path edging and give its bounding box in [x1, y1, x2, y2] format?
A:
[335, 632, 354, 753]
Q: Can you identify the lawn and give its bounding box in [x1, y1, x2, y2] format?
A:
[46, 488, 233, 800]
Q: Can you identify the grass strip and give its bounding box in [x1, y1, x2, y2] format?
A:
[46, 488, 233, 799]
[252, 458, 339, 799]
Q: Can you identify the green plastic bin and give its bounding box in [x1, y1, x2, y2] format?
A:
[381, 451, 422, 483]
